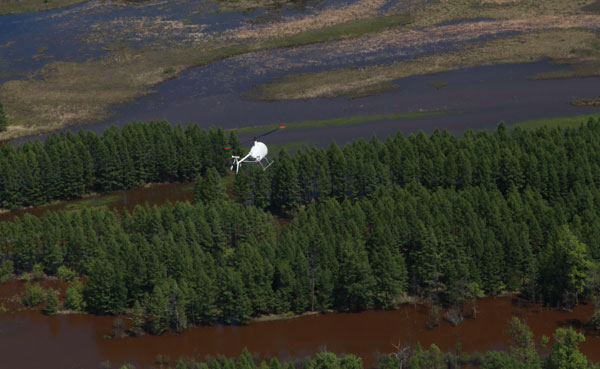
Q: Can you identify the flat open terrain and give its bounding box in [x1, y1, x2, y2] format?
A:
[1, 0, 600, 141]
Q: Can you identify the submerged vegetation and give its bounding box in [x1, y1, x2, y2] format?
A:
[231, 111, 451, 134]
[113, 325, 600, 369]
[572, 97, 600, 107]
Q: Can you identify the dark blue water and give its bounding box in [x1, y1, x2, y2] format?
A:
[14, 60, 600, 149]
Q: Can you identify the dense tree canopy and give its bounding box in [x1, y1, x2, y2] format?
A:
[0, 122, 239, 209]
[2, 119, 600, 332]
[0, 100, 8, 132]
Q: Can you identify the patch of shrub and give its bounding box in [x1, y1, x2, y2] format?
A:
[22, 283, 45, 307]
[43, 289, 58, 316]
[64, 280, 85, 311]
[32, 263, 44, 281]
[57, 265, 76, 281]
[0, 260, 13, 283]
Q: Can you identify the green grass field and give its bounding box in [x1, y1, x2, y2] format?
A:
[511, 113, 600, 130]
[258, 13, 412, 49]
[231, 111, 453, 135]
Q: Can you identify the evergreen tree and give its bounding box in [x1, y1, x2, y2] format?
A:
[0, 100, 8, 132]
[64, 280, 86, 311]
[271, 151, 301, 213]
[335, 240, 375, 311]
[85, 253, 127, 315]
[194, 168, 228, 204]
[43, 289, 59, 316]
[232, 171, 250, 204]
[544, 328, 590, 369]
[327, 142, 346, 200]
[0, 260, 13, 283]
[130, 300, 145, 336]
[508, 317, 540, 367]
[148, 284, 169, 335]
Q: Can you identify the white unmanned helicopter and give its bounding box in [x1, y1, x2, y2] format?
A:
[227, 125, 286, 174]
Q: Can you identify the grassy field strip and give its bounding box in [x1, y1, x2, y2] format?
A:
[410, 0, 595, 27]
[511, 113, 600, 130]
[253, 29, 600, 101]
[230, 110, 455, 135]
[0, 0, 88, 15]
[228, 0, 390, 40]
[255, 13, 413, 50]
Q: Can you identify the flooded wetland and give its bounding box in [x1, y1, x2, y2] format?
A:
[1, 296, 599, 369]
[2, 0, 600, 143]
[3, 0, 600, 368]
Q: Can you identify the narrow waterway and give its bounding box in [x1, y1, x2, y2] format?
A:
[0, 182, 193, 223]
[0, 297, 597, 369]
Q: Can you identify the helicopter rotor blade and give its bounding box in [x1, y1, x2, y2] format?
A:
[240, 125, 286, 145]
[256, 125, 286, 140]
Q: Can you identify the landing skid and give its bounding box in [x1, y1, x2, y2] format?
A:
[258, 157, 274, 171]
[230, 155, 274, 174]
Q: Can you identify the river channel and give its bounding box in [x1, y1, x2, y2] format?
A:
[0, 297, 598, 369]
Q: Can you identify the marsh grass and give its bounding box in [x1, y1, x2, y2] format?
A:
[0, 42, 254, 139]
[530, 60, 600, 80]
[428, 81, 448, 90]
[216, 0, 303, 12]
[0, 0, 88, 15]
[511, 113, 600, 130]
[257, 13, 413, 49]
[0, 10, 411, 140]
[163, 66, 176, 74]
[253, 29, 599, 101]
[63, 194, 122, 211]
[583, 0, 600, 13]
[1, 0, 598, 140]
[410, 0, 594, 27]
[231, 111, 452, 135]
[571, 98, 600, 107]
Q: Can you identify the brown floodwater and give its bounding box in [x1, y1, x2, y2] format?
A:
[0, 182, 194, 223]
[0, 297, 598, 369]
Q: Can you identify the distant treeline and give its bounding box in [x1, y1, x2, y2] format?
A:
[1, 120, 600, 333]
[118, 319, 598, 369]
[3, 118, 600, 212]
[0, 122, 240, 209]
